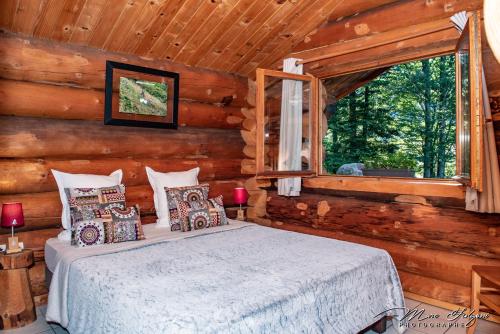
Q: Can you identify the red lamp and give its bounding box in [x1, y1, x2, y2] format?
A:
[233, 188, 249, 221]
[1, 202, 24, 254]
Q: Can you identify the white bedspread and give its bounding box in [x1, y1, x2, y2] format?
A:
[46, 221, 405, 333]
[46, 220, 253, 327]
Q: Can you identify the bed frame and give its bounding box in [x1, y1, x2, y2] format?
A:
[359, 316, 390, 334]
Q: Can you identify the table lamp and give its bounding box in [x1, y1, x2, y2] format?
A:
[233, 187, 249, 221]
[1, 202, 24, 254]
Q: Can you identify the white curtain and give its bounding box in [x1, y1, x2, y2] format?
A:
[277, 58, 303, 196]
[452, 12, 500, 213]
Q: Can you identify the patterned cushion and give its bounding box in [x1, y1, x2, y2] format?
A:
[177, 195, 228, 232]
[65, 185, 127, 245]
[73, 205, 145, 245]
[164, 184, 209, 231]
[74, 220, 105, 247]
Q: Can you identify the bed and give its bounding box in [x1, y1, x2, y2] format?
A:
[45, 220, 405, 334]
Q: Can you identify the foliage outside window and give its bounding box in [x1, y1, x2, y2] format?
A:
[322, 55, 457, 179]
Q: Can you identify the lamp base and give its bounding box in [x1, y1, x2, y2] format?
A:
[236, 209, 246, 221]
[6, 236, 22, 254]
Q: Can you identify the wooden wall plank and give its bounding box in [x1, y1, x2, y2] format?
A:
[0, 179, 246, 234]
[0, 79, 244, 129]
[0, 116, 245, 160]
[0, 157, 244, 195]
[0, 32, 249, 107]
[266, 191, 500, 258]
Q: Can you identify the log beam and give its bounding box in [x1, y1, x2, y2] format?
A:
[266, 191, 500, 258]
[0, 116, 245, 160]
[0, 80, 244, 129]
[294, 0, 482, 53]
[0, 32, 248, 107]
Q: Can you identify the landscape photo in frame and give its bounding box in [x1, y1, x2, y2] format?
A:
[104, 61, 179, 129]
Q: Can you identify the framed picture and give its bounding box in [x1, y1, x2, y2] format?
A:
[104, 61, 179, 129]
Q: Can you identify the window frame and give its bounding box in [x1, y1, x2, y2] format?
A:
[255, 12, 483, 199]
[255, 68, 319, 179]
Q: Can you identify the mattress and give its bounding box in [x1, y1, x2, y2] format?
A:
[46, 221, 405, 334]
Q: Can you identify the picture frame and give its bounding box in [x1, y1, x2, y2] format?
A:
[104, 61, 179, 129]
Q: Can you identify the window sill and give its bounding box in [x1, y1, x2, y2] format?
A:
[304, 175, 465, 199]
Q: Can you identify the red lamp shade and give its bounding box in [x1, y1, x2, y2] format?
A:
[1, 203, 24, 228]
[233, 188, 249, 205]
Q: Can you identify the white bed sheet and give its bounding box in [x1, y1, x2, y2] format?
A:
[45, 219, 253, 327]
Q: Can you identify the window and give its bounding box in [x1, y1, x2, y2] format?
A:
[255, 11, 483, 193]
[320, 55, 457, 179]
[255, 69, 318, 178]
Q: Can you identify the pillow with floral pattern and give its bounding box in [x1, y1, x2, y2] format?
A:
[65, 184, 127, 245]
[164, 184, 209, 231]
[72, 205, 145, 246]
[177, 195, 228, 232]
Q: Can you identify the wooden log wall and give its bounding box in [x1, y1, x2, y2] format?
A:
[249, 0, 500, 311]
[265, 190, 500, 307]
[0, 32, 251, 304]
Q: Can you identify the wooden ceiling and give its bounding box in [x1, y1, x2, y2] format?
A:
[0, 0, 396, 77]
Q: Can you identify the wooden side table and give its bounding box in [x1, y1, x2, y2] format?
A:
[467, 265, 500, 334]
[0, 249, 36, 329]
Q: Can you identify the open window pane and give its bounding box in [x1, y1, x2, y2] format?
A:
[256, 69, 317, 177]
[320, 55, 457, 179]
[456, 25, 471, 178]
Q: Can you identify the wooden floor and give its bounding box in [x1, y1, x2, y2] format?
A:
[1, 298, 498, 334]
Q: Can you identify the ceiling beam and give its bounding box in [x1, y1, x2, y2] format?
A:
[293, 0, 482, 54]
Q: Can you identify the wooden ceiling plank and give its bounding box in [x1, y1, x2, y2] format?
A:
[227, 0, 309, 73]
[0, 0, 19, 31]
[146, 0, 205, 59]
[308, 28, 458, 78]
[87, 0, 129, 48]
[159, 0, 220, 61]
[32, 0, 68, 38]
[326, 0, 398, 22]
[133, 0, 184, 55]
[242, 0, 344, 76]
[10, 0, 48, 35]
[118, 0, 167, 54]
[50, 0, 87, 42]
[210, 1, 279, 71]
[293, 0, 483, 53]
[196, 0, 270, 69]
[69, 0, 107, 44]
[173, 0, 239, 64]
[183, 0, 255, 66]
[103, 0, 149, 51]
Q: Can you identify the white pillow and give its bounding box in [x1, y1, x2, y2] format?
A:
[52, 169, 123, 230]
[145, 166, 199, 227]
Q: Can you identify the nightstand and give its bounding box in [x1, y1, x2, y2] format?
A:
[0, 249, 36, 329]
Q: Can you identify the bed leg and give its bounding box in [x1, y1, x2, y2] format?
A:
[372, 316, 387, 334]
